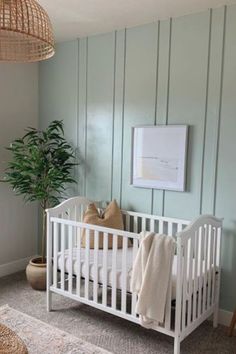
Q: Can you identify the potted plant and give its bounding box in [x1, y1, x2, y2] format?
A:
[2, 120, 77, 290]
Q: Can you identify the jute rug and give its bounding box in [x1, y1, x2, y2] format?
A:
[0, 305, 111, 354]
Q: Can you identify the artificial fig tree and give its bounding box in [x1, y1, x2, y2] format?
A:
[2, 120, 77, 263]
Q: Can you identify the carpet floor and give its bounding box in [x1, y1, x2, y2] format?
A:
[0, 271, 235, 354]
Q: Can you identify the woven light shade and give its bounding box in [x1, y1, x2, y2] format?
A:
[0, 0, 55, 62]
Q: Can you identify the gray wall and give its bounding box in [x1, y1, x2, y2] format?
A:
[0, 63, 38, 268]
[39, 5, 236, 312]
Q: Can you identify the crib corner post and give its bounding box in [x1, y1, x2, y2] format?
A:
[47, 288, 52, 312]
[174, 236, 183, 354]
[174, 336, 180, 354]
[46, 210, 53, 312]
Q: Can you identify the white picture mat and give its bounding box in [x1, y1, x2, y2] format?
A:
[131, 125, 188, 191]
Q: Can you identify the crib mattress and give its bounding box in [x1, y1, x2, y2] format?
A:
[57, 248, 213, 300]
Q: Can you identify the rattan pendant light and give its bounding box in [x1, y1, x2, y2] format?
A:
[0, 0, 55, 62]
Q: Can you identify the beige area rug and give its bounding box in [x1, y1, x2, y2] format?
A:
[0, 305, 111, 354]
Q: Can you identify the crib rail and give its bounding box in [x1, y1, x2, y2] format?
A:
[121, 210, 189, 236]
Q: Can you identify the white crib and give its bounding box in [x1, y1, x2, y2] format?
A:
[46, 196, 222, 354]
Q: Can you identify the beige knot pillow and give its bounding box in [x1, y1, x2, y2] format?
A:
[81, 200, 124, 249]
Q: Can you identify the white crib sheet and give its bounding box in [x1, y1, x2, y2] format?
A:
[57, 248, 213, 300]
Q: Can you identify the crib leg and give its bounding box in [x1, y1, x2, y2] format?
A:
[47, 289, 52, 312]
[174, 336, 180, 354]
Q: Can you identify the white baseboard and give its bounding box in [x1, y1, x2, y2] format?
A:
[218, 309, 233, 326]
[0, 256, 33, 278]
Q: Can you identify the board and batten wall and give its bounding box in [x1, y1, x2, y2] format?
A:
[0, 63, 38, 275]
[39, 4, 236, 312]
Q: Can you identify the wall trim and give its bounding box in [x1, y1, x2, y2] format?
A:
[218, 308, 233, 326]
[0, 256, 34, 278]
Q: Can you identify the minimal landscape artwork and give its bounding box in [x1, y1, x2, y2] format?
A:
[131, 125, 188, 191]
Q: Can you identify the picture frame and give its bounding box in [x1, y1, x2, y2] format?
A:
[131, 125, 188, 191]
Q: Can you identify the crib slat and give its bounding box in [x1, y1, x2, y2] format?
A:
[60, 223, 65, 291]
[141, 217, 146, 231]
[182, 242, 188, 330]
[159, 220, 164, 234]
[150, 219, 155, 232]
[207, 226, 213, 309]
[126, 215, 130, 232]
[202, 225, 209, 312]
[121, 236, 128, 313]
[164, 257, 173, 330]
[53, 222, 58, 288]
[80, 205, 84, 223]
[168, 222, 173, 237]
[93, 230, 99, 303]
[177, 223, 182, 233]
[111, 234, 118, 310]
[76, 227, 81, 296]
[133, 216, 138, 233]
[85, 228, 90, 299]
[187, 236, 194, 326]
[68, 225, 73, 293]
[102, 232, 108, 306]
[131, 238, 139, 317]
[192, 230, 199, 321]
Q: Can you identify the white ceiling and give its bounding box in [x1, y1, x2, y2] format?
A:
[38, 0, 235, 42]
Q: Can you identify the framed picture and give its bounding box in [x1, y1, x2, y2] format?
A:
[131, 125, 188, 191]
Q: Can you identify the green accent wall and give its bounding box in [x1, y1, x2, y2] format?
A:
[39, 4, 236, 312]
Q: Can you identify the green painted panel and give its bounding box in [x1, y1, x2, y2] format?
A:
[86, 33, 115, 201]
[201, 7, 225, 214]
[215, 4, 236, 311]
[112, 30, 125, 205]
[39, 41, 78, 146]
[121, 23, 158, 212]
[164, 12, 210, 220]
[39, 40, 79, 197]
[152, 20, 170, 216]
